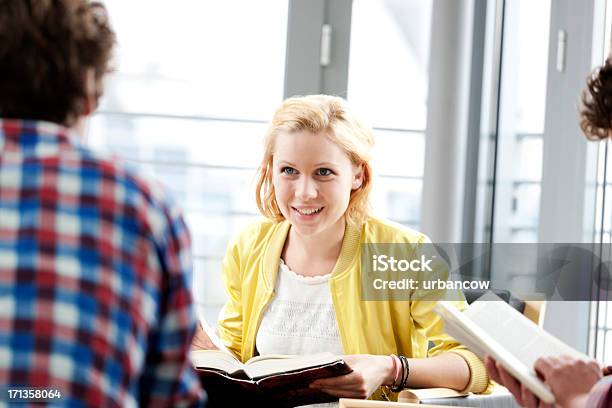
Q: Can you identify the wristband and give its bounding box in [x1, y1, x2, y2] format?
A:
[399, 355, 410, 389]
[390, 354, 401, 387]
[391, 355, 406, 392]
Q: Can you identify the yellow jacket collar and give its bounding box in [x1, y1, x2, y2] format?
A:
[261, 219, 362, 289]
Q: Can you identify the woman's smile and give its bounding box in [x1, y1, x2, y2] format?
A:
[292, 206, 325, 219]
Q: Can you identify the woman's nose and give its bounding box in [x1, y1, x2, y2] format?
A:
[295, 176, 318, 200]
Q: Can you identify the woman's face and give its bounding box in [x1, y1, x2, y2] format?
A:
[272, 131, 363, 238]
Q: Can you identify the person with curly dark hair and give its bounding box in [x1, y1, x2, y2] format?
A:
[581, 57, 612, 141]
[0, 0, 113, 127]
[483, 60, 612, 408]
[0, 1, 205, 406]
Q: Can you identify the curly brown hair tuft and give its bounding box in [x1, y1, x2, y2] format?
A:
[0, 0, 115, 126]
[581, 57, 612, 140]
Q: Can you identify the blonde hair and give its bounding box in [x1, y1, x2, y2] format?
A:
[255, 95, 374, 227]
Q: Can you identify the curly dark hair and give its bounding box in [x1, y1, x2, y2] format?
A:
[581, 57, 612, 140]
[0, 0, 115, 126]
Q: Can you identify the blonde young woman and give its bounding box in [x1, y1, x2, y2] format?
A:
[193, 95, 490, 401]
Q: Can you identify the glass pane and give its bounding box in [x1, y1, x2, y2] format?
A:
[514, 2, 551, 134]
[369, 129, 424, 230]
[192, 257, 225, 324]
[371, 177, 422, 230]
[88, 114, 265, 169]
[348, 0, 430, 230]
[99, 0, 288, 120]
[87, 115, 262, 252]
[512, 183, 541, 229]
[347, 0, 432, 130]
[88, 1, 287, 321]
[490, 0, 551, 243]
[517, 136, 543, 181]
[371, 130, 424, 178]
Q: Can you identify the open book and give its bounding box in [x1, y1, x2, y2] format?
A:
[191, 325, 352, 407]
[191, 350, 349, 381]
[434, 291, 589, 404]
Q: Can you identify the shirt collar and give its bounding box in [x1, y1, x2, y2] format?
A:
[0, 118, 83, 154]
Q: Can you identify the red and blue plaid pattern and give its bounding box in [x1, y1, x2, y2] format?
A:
[0, 120, 205, 407]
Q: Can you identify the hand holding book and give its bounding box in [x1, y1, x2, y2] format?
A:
[309, 354, 395, 399]
[434, 291, 596, 405]
[192, 349, 352, 406]
[485, 355, 602, 408]
[191, 320, 354, 406]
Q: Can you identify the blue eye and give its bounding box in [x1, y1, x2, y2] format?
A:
[316, 168, 333, 176]
[281, 167, 298, 175]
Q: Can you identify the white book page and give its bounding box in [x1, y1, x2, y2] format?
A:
[434, 297, 557, 404]
[465, 293, 587, 369]
[244, 352, 339, 380]
[190, 349, 244, 375]
[441, 317, 488, 358]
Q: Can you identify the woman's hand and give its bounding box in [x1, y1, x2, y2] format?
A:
[485, 355, 601, 408]
[191, 323, 219, 350]
[309, 354, 394, 399]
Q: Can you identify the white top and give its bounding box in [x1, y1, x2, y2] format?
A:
[256, 260, 344, 408]
[255, 260, 344, 356]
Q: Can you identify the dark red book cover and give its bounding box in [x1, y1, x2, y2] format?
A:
[198, 360, 352, 407]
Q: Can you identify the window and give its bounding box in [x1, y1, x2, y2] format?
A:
[91, 0, 289, 323]
[478, 0, 612, 357]
[592, 0, 612, 365]
[487, 0, 552, 244]
[90, 0, 434, 324]
[348, 0, 432, 230]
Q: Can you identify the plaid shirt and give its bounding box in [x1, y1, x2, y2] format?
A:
[0, 120, 205, 407]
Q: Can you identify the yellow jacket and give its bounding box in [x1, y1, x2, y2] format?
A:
[217, 217, 489, 395]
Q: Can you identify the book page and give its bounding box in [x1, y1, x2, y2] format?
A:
[434, 296, 555, 403]
[199, 319, 231, 353]
[464, 292, 586, 368]
[246, 354, 302, 364]
[190, 349, 244, 375]
[440, 316, 488, 357]
[244, 352, 340, 380]
[401, 387, 468, 400]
